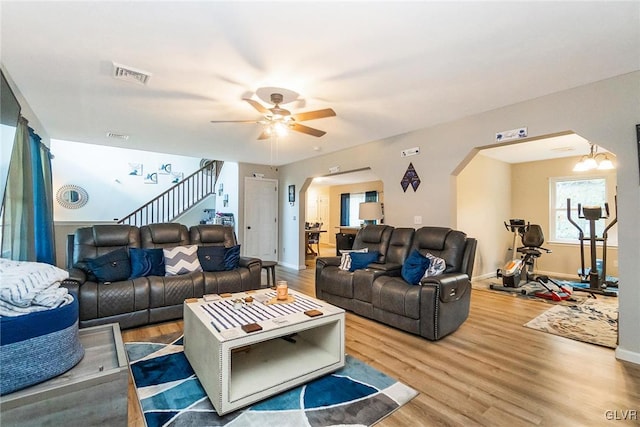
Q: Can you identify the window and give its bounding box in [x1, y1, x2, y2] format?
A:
[549, 176, 616, 244]
[340, 191, 379, 226]
[347, 193, 366, 226]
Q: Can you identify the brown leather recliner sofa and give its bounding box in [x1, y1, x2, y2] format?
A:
[63, 223, 262, 329]
[316, 225, 477, 340]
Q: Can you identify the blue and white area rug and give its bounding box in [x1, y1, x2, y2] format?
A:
[126, 337, 418, 427]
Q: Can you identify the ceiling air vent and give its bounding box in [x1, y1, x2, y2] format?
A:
[106, 132, 129, 140]
[112, 62, 151, 85]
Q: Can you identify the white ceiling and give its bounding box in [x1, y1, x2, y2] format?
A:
[311, 169, 381, 188]
[479, 133, 595, 164]
[2, 2, 638, 166]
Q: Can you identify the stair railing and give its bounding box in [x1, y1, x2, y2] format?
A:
[117, 160, 223, 226]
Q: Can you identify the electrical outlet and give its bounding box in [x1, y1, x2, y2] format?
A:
[414, 216, 422, 225]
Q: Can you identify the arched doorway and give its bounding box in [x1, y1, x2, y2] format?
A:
[301, 168, 383, 266]
[454, 132, 618, 285]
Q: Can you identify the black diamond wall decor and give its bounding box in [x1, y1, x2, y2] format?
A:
[400, 162, 421, 192]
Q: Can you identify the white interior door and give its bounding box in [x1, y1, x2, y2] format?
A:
[306, 197, 318, 223]
[243, 178, 278, 261]
[318, 195, 330, 244]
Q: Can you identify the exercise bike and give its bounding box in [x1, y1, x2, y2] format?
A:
[491, 221, 573, 300]
[566, 197, 618, 297]
[491, 219, 529, 292]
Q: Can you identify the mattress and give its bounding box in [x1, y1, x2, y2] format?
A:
[0, 297, 84, 395]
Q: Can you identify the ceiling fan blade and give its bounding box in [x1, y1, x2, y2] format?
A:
[257, 130, 271, 140]
[291, 123, 327, 137]
[243, 98, 269, 114]
[291, 108, 336, 122]
[210, 120, 258, 123]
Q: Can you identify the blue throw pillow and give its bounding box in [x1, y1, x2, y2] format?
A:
[224, 245, 241, 270]
[198, 246, 226, 272]
[349, 251, 379, 272]
[145, 248, 166, 276]
[401, 250, 431, 285]
[129, 248, 165, 279]
[87, 247, 131, 283]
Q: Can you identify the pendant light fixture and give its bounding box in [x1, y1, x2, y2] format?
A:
[573, 143, 615, 172]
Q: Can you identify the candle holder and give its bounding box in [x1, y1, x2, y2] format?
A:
[276, 281, 288, 301]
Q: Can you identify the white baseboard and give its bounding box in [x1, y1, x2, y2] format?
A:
[615, 348, 640, 366]
[472, 272, 497, 281]
[277, 261, 307, 270]
[473, 270, 581, 282]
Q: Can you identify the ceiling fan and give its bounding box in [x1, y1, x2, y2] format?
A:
[211, 92, 336, 139]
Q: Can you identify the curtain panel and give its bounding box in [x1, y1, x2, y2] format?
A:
[1, 117, 55, 264]
[340, 193, 350, 226]
[365, 191, 378, 202]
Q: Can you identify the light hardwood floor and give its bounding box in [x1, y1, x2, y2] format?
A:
[123, 247, 640, 426]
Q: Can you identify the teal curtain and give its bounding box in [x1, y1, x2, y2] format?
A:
[1, 117, 56, 264]
[365, 191, 378, 202]
[364, 191, 379, 225]
[340, 193, 350, 226]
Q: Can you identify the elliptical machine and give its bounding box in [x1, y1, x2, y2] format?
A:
[566, 197, 618, 297]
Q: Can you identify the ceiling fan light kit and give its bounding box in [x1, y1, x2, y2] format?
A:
[210, 87, 336, 139]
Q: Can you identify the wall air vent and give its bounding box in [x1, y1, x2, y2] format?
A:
[106, 132, 129, 140]
[112, 62, 152, 85]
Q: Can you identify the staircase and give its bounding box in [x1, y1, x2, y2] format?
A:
[118, 160, 223, 226]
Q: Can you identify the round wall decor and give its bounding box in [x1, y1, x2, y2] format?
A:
[56, 184, 89, 209]
[200, 158, 215, 175]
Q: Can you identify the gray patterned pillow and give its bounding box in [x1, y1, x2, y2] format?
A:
[163, 245, 203, 276]
[338, 248, 368, 271]
[423, 252, 446, 277]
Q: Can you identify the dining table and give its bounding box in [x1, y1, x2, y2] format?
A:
[304, 228, 326, 256]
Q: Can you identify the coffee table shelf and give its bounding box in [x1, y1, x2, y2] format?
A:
[184, 289, 345, 415]
[230, 320, 342, 402]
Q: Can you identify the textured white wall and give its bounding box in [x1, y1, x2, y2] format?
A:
[51, 139, 202, 221]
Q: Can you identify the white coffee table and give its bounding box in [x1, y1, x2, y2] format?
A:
[183, 288, 345, 415]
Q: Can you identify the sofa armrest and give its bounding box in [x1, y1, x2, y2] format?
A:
[316, 256, 341, 269]
[238, 257, 262, 290]
[315, 256, 343, 299]
[367, 262, 402, 276]
[239, 256, 261, 269]
[66, 267, 87, 285]
[61, 279, 80, 299]
[421, 273, 470, 303]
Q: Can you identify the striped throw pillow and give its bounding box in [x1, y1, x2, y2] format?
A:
[163, 245, 203, 276]
[338, 248, 368, 271]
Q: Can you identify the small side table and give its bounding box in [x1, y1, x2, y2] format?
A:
[261, 261, 277, 287]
